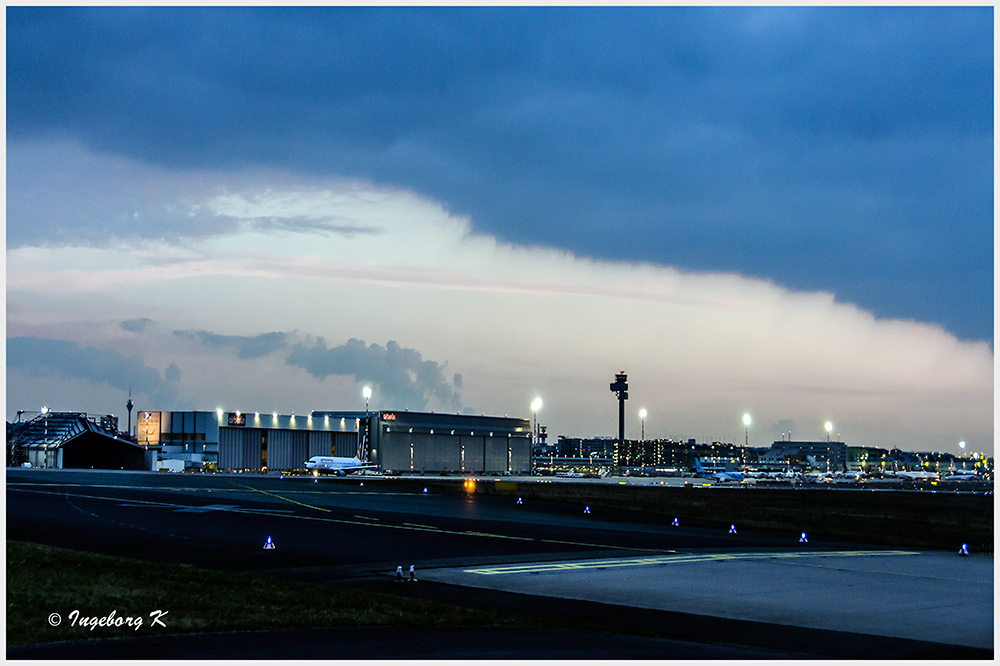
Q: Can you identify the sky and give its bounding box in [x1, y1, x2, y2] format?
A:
[5, 6, 994, 456]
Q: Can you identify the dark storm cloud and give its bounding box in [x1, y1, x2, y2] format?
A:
[7, 336, 184, 407]
[121, 318, 153, 333]
[173, 330, 290, 360]
[286, 337, 462, 412]
[6, 7, 992, 339]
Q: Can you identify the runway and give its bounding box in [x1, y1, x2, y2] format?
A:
[6, 468, 825, 572]
[7, 468, 994, 658]
[419, 548, 993, 650]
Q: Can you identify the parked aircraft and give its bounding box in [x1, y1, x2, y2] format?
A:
[888, 470, 939, 482]
[830, 470, 866, 483]
[304, 455, 379, 475]
[694, 459, 749, 484]
[941, 471, 980, 482]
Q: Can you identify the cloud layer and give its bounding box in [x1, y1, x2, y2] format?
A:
[6, 7, 992, 340]
[286, 337, 462, 411]
[7, 336, 182, 408]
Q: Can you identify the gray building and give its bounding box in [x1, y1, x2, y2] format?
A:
[136, 408, 531, 474]
[317, 410, 532, 475]
[8, 411, 147, 470]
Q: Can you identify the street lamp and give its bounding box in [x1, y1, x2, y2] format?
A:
[363, 386, 372, 413]
[825, 421, 833, 443]
[639, 409, 647, 441]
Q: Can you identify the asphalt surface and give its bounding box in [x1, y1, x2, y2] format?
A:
[7, 468, 994, 659]
[5, 626, 818, 660]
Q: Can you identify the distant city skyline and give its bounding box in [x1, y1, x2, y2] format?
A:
[6, 7, 992, 455]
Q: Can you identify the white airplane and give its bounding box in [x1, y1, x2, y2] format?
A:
[694, 459, 750, 484]
[942, 471, 980, 482]
[830, 470, 866, 483]
[889, 470, 939, 482]
[304, 455, 379, 476]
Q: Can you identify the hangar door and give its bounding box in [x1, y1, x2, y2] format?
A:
[308, 432, 335, 458]
[509, 434, 531, 474]
[218, 428, 262, 470]
[483, 435, 511, 474]
[267, 430, 310, 470]
[333, 431, 361, 458]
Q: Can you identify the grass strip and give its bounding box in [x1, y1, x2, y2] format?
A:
[6, 540, 537, 647]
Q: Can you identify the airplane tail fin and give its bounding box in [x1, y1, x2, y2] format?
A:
[694, 458, 706, 474]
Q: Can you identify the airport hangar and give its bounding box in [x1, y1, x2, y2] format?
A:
[136, 409, 533, 475]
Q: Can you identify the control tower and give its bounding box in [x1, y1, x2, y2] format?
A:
[609, 371, 628, 444]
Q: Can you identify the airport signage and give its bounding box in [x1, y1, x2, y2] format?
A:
[227, 412, 246, 427]
[382, 413, 397, 421]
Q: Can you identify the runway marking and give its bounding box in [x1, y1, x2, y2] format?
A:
[462, 531, 534, 541]
[402, 522, 441, 531]
[174, 503, 243, 513]
[111, 501, 297, 516]
[538, 537, 647, 550]
[17, 486, 303, 517]
[229, 482, 332, 513]
[462, 550, 920, 575]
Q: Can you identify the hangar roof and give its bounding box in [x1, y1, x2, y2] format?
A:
[9, 412, 131, 450]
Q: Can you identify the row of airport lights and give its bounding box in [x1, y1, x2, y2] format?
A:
[210, 388, 973, 458]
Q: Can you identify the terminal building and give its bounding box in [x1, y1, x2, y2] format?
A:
[136, 409, 532, 474]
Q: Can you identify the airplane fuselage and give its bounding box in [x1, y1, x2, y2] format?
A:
[304, 456, 377, 475]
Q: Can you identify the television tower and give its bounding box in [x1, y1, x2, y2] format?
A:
[126, 388, 134, 438]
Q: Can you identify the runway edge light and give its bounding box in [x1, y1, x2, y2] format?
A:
[800, 531, 808, 543]
[729, 524, 737, 534]
[672, 517, 679, 527]
[959, 543, 969, 556]
[263, 536, 275, 550]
